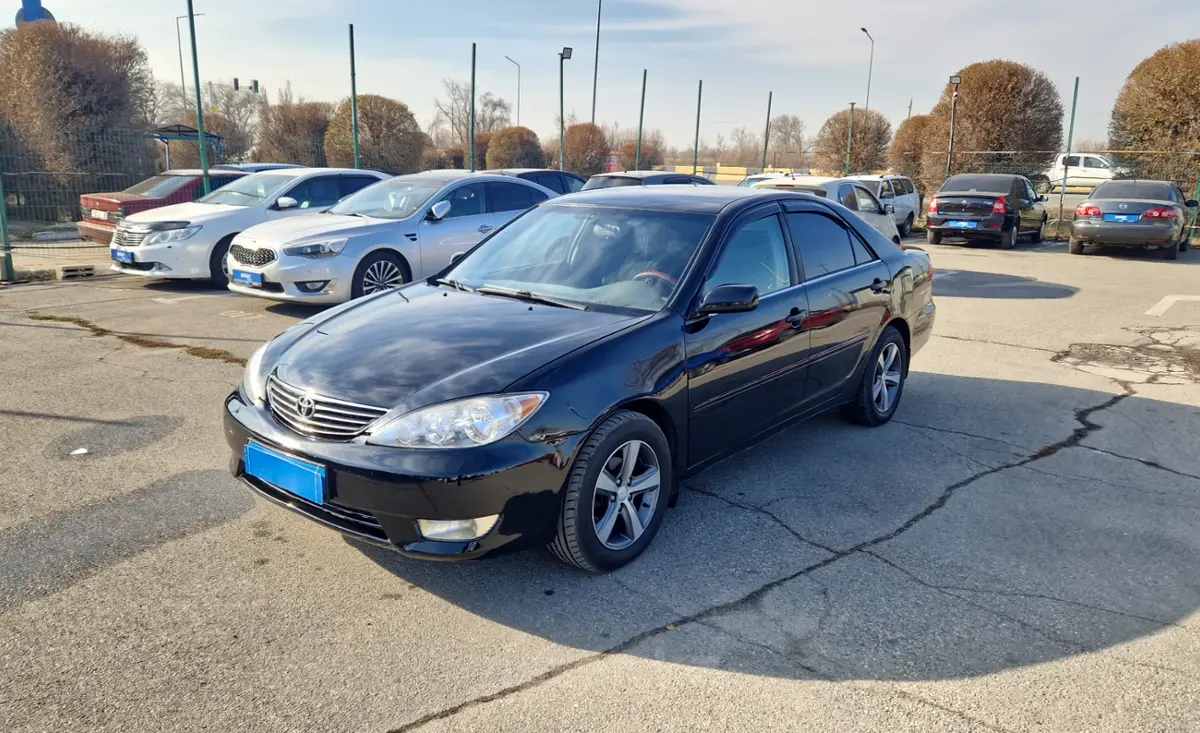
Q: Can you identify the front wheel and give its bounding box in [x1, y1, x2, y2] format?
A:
[351, 250, 407, 299]
[548, 411, 672, 572]
[841, 326, 907, 427]
[209, 236, 233, 288]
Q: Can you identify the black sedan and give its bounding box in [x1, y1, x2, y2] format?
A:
[582, 170, 715, 190]
[926, 173, 1048, 249]
[224, 187, 935, 572]
[1069, 180, 1197, 260]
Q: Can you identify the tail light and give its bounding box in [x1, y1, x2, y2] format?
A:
[927, 196, 938, 214]
[991, 197, 1008, 215]
[1076, 204, 1102, 218]
[1143, 207, 1178, 219]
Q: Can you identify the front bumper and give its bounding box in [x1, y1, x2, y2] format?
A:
[926, 214, 1010, 237]
[223, 392, 582, 560]
[1070, 220, 1178, 247]
[109, 239, 214, 279]
[225, 252, 354, 304]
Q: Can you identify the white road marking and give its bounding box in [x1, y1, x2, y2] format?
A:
[220, 310, 265, 321]
[1145, 294, 1200, 316]
[152, 295, 212, 304]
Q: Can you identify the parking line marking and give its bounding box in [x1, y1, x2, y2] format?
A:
[152, 295, 213, 304]
[1145, 294, 1200, 316]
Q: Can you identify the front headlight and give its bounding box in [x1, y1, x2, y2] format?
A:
[143, 224, 201, 245]
[241, 343, 269, 404]
[367, 393, 547, 449]
[283, 238, 348, 258]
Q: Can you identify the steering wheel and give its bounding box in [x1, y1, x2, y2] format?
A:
[632, 270, 677, 288]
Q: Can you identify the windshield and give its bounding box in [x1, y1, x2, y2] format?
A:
[1092, 181, 1174, 200]
[444, 204, 715, 313]
[123, 175, 193, 198]
[581, 176, 644, 191]
[199, 173, 296, 207]
[329, 178, 442, 219]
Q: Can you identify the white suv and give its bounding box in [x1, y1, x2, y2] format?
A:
[109, 168, 389, 286]
[848, 174, 921, 237]
[1041, 154, 1121, 193]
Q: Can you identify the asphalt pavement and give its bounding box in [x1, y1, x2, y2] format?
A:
[2, 240, 1198, 732]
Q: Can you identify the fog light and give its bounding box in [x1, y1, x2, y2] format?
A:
[417, 515, 500, 542]
[296, 280, 333, 293]
[152, 262, 172, 272]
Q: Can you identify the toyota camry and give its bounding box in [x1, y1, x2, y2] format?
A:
[224, 187, 935, 572]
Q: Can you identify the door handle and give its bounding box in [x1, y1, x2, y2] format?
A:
[786, 307, 808, 328]
[478, 225, 494, 234]
[870, 278, 890, 294]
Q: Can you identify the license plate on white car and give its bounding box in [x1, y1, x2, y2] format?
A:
[111, 249, 134, 264]
[232, 270, 263, 288]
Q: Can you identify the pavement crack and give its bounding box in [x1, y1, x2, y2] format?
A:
[689, 619, 827, 678]
[26, 313, 245, 366]
[1080, 446, 1200, 483]
[933, 333, 1058, 354]
[874, 687, 1020, 733]
[892, 419, 1030, 452]
[685, 483, 839, 554]
[1022, 384, 1134, 462]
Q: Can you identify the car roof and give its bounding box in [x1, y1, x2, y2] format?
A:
[589, 170, 693, 180]
[947, 172, 1020, 180]
[548, 185, 784, 213]
[245, 167, 379, 180]
[495, 168, 558, 175]
[160, 169, 246, 177]
[396, 170, 545, 184]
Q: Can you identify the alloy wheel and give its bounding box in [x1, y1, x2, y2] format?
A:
[362, 260, 405, 294]
[592, 439, 661, 550]
[873, 342, 902, 414]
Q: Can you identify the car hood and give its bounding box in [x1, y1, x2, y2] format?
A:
[125, 201, 242, 224]
[272, 284, 644, 411]
[237, 213, 399, 247]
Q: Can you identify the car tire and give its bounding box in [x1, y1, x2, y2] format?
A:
[1179, 237, 1191, 252]
[351, 250, 407, 299]
[1000, 223, 1018, 249]
[1162, 242, 1179, 261]
[900, 214, 914, 238]
[926, 229, 942, 245]
[841, 326, 907, 427]
[209, 235, 234, 288]
[548, 411, 672, 573]
[1068, 237, 1085, 255]
[1031, 218, 1046, 243]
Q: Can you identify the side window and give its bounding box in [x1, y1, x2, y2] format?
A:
[837, 184, 858, 209]
[286, 176, 342, 209]
[485, 181, 534, 213]
[900, 178, 915, 195]
[339, 175, 380, 198]
[1065, 155, 1082, 167]
[1024, 180, 1038, 201]
[195, 176, 236, 199]
[562, 174, 584, 193]
[853, 186, 883, 214]
[706, 214, 793, 296]
[531, 173, 564, 194]
[851, 235, 876, 265]
[1085, 156, 1108, 169]
[787, 212, 857, 279]
[879, 180, 894, 198]
[663, 177, 691, 185]
[439, 183, 485, 218]
[528, 186, 549, 204]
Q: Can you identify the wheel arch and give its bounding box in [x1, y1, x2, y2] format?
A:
[610, 397, 682, 504]
[361, 246, 414, 282]
[884, 317, 911, 373]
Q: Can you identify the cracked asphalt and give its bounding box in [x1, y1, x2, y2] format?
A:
[2, 237, 1199, 732]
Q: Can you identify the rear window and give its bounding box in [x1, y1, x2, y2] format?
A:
[581, 176, 643, 191]
[941, 175, 1012, 193]
[1092, 181, 1175, 200]
[123, 175, 193, 198]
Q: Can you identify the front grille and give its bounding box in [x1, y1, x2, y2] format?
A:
[267, 375, 389, 440]
[230, 244, 277, 267]
[116, 260, 155, 271]
[242, 473, 389, 544]
[112, 226, 147, 248]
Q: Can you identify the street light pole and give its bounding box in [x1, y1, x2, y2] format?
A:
[635, 69, 647, 170]
[761, 91, 773, 171]
[860, 27, 874, 111]
[844, 102, 856, 176]
[185, 1, 210, 195]
[349, 24, 360, 169]
[945, 75, 961, 179]
[176, 13, 205, 109]
[504, 56, 521, 127]
[559, 47, 572, 171]
[591, 0, 601, 124]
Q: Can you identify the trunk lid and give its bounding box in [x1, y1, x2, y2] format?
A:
[933, 192, 1004, 217]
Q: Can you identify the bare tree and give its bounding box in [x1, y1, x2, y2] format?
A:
[257, 82, 333, 166]
[476, 92, 511, 133]
[432, 79, 513, 146]
[767, 114, 805, 168]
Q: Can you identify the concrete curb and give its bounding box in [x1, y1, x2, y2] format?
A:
[9, 264, 114, 282]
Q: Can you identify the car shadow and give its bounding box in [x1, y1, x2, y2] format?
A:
[1081, 244, 1200, 265]
[934, 269, 1077, 299]
[265, 302, 327, 319]
[348, 372, 1200, 683]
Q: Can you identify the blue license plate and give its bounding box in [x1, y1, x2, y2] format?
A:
[1103, 213, 1140, 223]
[244, 441, 327, 505]
[947, 220, 978, 229]
[232, 270, 263, 288]
[111, 249, 134, 264]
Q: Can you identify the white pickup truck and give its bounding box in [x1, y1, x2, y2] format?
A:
[1039, 154, 1125, 193]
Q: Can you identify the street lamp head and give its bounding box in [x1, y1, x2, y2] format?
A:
[949, 75, 962, 85]
[561, 47, 573, 60]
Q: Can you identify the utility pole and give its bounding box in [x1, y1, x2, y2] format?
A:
[860, 28, 874, 111]
[185, 0, 210, 194]
[907, 98, 912, 120]
[350, 24, 361, 169]
[844, 102, 856, 176]
[470, 43, 477, 172]
[504, 56, 521, 126]
[591, 0, 602, 124]
[761, 91, 773, 170]
[1057, 77, 1080, 239]
[559, 47, 572, 171]
[635, 69, 647, 170]
[1, 174, 13, 282]
[175, 14, 204, 110]
[945, 75, 961, 179]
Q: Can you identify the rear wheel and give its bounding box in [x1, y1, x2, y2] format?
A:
[1068, 237, 1085, 255]
[1179, 237, 1191, 252]
[1000, 223, 1018, 249]
[351, 250, 407, 299]
[1031, 218, 1046, 243]
[1162, 241, 1179, 261]
[548, 411, 672, 572]
[900, 213, 914, 238]
[926, 229, 942, 245]
[842, 326, 907, 427]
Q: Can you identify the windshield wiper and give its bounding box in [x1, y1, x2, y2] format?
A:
[477, 285, 587, 311]
[435, 277, 475, 293]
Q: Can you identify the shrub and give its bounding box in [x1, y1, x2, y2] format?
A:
[811, 107, 891, 175]
[1109, 40, 1200, 183]
[258, 85, 332, 167]
[486, 126, 544, 169]
[324, 94, 424, 174]
[888, 114, 930, 180]
[563, 123, 609, 176]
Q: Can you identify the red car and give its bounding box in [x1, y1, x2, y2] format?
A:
[78, 169, 245, 244]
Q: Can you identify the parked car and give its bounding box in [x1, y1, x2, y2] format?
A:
[1069, 180, 1197, 260]
[78, 170, 246, 244]
[212, 163, 306, 173]
[226, 171, 557, 303]
[751, 176, 902, 243]
[738, 172, 803, 188]
[582, 170, 715, 190]
[224, 186, 935, 571]
[493, 168, 586, 195]
[848, 174, 921, 236]
[926, 174, 1048, 249]
[1040, 154, 1124, 193]
[109, 168, 389, 286]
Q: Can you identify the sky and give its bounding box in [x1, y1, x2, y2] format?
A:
[18, 0, 1200, 150]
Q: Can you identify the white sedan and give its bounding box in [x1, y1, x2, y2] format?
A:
[108, 168, 389, 286]
[752, 176, 902, 243]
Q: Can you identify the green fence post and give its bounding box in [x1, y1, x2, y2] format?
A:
[635, 69, 646, 170]
[693, 80, 703, 175]
[0, 175, 13, 282]
[349, 24, 361, 170]
[186, 0, 210, 195]
[844, 102, 856, 176]
[1056, 76, 1079, 240]
[761, 91, 773, 171]
[1191, 164, 1200, 244]
[470, 43, 477, 172]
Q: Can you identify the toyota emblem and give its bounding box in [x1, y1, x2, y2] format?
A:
[296, 395, 316, 418]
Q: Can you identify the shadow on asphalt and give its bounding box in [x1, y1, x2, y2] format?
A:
[934, 270, 1078, 299]
[1078, 244, 1200, 265]
[349, 374, 1200, 682]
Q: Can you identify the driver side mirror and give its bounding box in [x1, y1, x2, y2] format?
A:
[697, 284, 760, 315]
[275, 196, 298, 210]
[427, 200, 451, 221]
[1187, 199, 1199, 208]
[449, 251, 466, 265]
[1038, 195, 1049, 202]
[884, 203, 895, 214]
